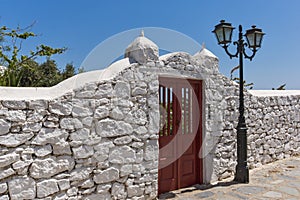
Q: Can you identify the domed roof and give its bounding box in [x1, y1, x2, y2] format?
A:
[193, 44, 218, 59]
[125, 31, 159, 64]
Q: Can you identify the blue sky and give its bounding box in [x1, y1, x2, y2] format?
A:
[1, 0, 300, 89]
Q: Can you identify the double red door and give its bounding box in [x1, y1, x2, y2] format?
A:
[158, 77, 203, 194]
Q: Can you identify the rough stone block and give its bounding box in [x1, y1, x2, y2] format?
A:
[5, 110, 26, 122]
[57, 179, 70, 191]
[0, 195, 9, 200]
[2, 100, 26, 109]
[69, 167, 93, 181]
[109, 146, 136, 164]
[0, 133, 34, 147]
[127, 185, 144, 197]
[84, 193, 111, 200]
[37, 179, 59, 198]
[0, 152, 20, 168]
[0, 119, 10, 135]
[34, 144, 52, 157]
[96, 119, 133, 137]
[110, 107, 124, 120]
[72, 145, 94, 159]
[112, 182, 127, 199]
[8, 176, 36, 200]
[94, 106, 109, 119]
[72, 105, 93, 117]
[80, 179, 94, 189]
[0, 183, 7, 194]
[32, 128, 68, 145]
[49, 101, 72, 115]
[30, 156, 75, 179]
[60, 118, 83, 130]
[53, 141, 72, 155]
[114, 81, 131, 98]
[0, 168, 15, 179]
[28, 100, 48, 110]
[93, 167, 119, 184]
[70, 128, 90, 141]
[144, 140, 158, 161]
[113, 136, 132, 145]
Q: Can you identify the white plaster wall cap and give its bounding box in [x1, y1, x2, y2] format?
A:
[249, 90, 300, 97]
[0, 58, 131, 100]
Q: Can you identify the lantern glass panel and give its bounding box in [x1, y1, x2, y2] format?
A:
[224, 27, 233, 43]
[215, 28, 224, 44]
[255, 33, 263, 47]
[246, 33, 255, 48]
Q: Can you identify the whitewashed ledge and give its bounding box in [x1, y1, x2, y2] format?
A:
[0, 58, 131, 100]
[249, 90, 300, 97]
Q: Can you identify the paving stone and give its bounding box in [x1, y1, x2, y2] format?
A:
[287, 181, 300, 188]
[277, 186, 299, 196]
[228, 192, 249, 200]
[270, 180, 284, 184]
[276, 174, 298, 181]
[193, 191, 214, 198]
[235, 186, 265, 195]
[164, 157, 300, 199]
[262, 191, 283, 198]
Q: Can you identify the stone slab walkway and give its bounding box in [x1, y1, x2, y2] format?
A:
[159, 156, 300, 200]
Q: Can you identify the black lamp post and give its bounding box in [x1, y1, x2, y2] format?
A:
[212, 20, 265, 183]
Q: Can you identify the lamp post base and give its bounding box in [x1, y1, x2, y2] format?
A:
[234, 165, 249, 183]
[234, 125, 249, 183]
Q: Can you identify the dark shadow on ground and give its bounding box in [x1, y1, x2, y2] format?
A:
[158, 180, 240, 199]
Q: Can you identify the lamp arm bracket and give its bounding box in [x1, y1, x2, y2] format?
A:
[243, 44, 257, 61]
[222, 43, 238, 59]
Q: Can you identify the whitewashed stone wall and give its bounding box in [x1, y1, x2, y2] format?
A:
[0, 44, 299, 199]
[0, 62, 161, 200]
[0, 48, 226, 199]
[208, 73, 300, 182]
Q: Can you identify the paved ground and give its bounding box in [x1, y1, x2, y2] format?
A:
[159, 155, 300, 200]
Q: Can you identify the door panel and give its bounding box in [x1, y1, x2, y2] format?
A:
[158, 77, 203, 194]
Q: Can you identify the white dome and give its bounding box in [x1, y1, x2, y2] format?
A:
[125, 31, 159, 64]
[194, 47, 218, 59]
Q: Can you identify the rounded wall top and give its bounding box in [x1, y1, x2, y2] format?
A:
[125, 31, 159, 64]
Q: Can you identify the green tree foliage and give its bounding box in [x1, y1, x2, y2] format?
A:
[35, 59, 62, 87]
[0, 24, 67, 86]
[17, 58, 77, 87]
[62, 63, 75, 80]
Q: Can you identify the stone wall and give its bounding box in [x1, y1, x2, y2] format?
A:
[0, 62, 160, 200]
[0, 47, 224, 199]
[0, 38, 299, 199]
[211, 80, 300, 181]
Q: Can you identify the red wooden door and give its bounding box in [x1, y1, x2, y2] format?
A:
[158, 77, 203, 194]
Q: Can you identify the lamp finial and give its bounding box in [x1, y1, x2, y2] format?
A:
[140, 30, 144, 37]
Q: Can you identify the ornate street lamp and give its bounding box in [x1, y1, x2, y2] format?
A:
[213, 20, 265, 183]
